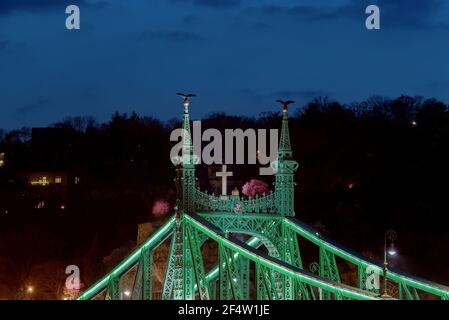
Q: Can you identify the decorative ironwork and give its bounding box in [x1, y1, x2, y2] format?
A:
[195, 189, 277, 214]
[77, 98, 449, 301]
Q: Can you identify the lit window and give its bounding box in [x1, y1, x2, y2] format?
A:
[35, 201, 45, 209]
[74, 177, 80, 185]
[55, 176, 62, 184]
[31, 176, 50, 186]
[0, 153, 4, 168]
[39, 177, 48, 186]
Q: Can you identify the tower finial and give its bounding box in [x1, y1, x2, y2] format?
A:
[174, 92, 199, 167]
[177, 93, 197, 113]
[276, 99, 295, 117]
[275, 99, 295, 159]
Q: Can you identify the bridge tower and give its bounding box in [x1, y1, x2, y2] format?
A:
[166, 95, 201, 300]
[274, 103, 299, 217]
[175, 96, 197, 214]
[272, 102, 301, 299]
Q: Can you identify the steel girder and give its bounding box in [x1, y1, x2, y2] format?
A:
[77, 217, 176, 300]
[283, 217, 449, 299]
[198, 213, 283, 247]
[130, 250, 153, 300]
[186, 224, 210, 300]
[358, 264, 380, 295]
[78, 213, 449, 301]
[184, 213, 381, 300]
[163, 219, 195, 300]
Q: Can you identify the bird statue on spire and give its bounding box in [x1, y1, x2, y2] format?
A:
[177, 93, 197, 113]
[276, 99, 295, 113]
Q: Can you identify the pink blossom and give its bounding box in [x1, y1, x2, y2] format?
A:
[242, 179, 270, 198]
[152, 200, 170, 217]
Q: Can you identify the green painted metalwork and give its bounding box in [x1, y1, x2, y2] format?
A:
[108, 276, 121, 300]
[218, 243, 231, 300]
[208, 280, 217, 300]
[183, 214, 380, 300]
[273, 105, 299, 217]
[186, 224, 210, 300]
[261, 265, 279, 300]
[182, 220, 195, 299]
[142, 250, 153, 300]
[130, 250, 153, 300]
[319, 248, 342, 300]
[77, 216, 175, 300]
[284, 217, 449, 299]
[199, 236, 263, 298]
[399, 281, 420, 300]
[223, 246, 245, 300]
[239, 256, 250, 299]
[358, 265, 380, 295]
[131, 258, 143, 300]
[195, 189, 277, 214]
[256, 263, 268, 300]
[77, 101, 449, 301]
[162, 222, 182, 300]
[281, 225, 303, 299]
[174, 98, 198, 214]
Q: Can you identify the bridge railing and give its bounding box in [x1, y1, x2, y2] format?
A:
[77, 216, 176, 300]
[185, 213, 381, 300]
[77, 212, 449, 300]
[194, 188, 277, 214]
[283, 217, 449, 299]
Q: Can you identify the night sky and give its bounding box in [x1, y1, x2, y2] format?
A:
[0, 0, 448, 130]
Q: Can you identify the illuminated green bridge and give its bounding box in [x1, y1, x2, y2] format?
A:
[77, 99, 449, 301]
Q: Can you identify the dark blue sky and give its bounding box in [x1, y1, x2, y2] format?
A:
[0, 0, 448, 130]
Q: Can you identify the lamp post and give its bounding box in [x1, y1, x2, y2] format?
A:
[382, 230, 397, 297]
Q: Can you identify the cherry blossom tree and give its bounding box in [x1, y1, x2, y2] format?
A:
[151, 200, 170, 217]
[242, 179, 270, 198]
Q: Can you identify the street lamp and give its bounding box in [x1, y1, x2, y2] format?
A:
[382, 230, 397, 297]
[387, 243, 397, 256]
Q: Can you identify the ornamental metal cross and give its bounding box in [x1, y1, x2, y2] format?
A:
[216, 165, 233, 196]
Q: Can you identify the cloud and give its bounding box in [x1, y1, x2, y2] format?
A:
[246, 0, 448, 29]
[0, 40, 9, 50]
[237, 88, 332, 104]
[424, 81, 449, 91]
[337, 0, 447, 29]
[137, 30, 206, 43]
[181, 14, 201, 25]
[0, 0, 108, 16]
[193, 0, 241, 8]
[271, 90, 332, 101]
[246, 4, 333, 20]
[171, 0, 242, 9]
[15, 99, 51, 117]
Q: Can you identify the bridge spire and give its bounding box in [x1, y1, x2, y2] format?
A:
[177, 93, 196, 163]
[274, 99, 299, 217]
[175, 93, 198, 214]
[276, 99, 294, 159]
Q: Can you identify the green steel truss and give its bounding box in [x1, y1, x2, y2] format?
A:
[77, 102, 449, 301]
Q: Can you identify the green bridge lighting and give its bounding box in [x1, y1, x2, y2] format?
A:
[77, 97, 449, 301]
